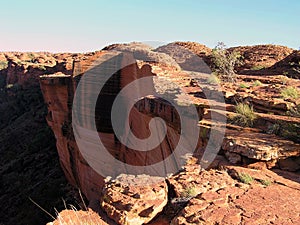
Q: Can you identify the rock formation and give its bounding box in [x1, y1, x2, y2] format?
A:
[228, 44, 294, 73]
[1, 42, 299, 225]
[41, 45, 300, 224]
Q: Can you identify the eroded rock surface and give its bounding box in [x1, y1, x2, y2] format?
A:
[222, 130, 300, 161]
[47, 209, 110, 225]
[171, 165, 300, 225]
[101, 175, 168, 225]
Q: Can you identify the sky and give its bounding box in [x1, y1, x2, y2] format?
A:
[0, 0, 299, 52]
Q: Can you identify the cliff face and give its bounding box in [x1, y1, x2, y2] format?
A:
[36, 46, 300, 225]
[40, 74, 105, 200]
[39, 51, 195, 200]
[39, 48, 300, 203]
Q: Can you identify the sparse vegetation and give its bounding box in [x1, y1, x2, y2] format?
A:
[286, 104, 300, 118]
[240, 83, 250, 89]
[181, 185, 198, 198]
[38, 65, 47, 71]
[232, 103, 257, 127]
[27, 53, 35, 62]
[259, 179, 271, 186]
[280, 87, 299, 99]
[253, 80, 263, 87]
[268, 106, 300, 142]
[238, 173, 254, 184]
[278, 105, 300, 143]
[211, 42, 243, 82]
[0, 60, 8, 70]
[279, 75, 289, 85]
[206, 74, 220, 84]
[251, 65, 265, 70]
[267, 123, 281, 135]
[280, 123, 300, 143]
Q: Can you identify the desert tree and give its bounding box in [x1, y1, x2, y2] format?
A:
[211, 42, 243, 82]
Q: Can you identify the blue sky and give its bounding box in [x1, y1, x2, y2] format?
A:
[0, 0, 299, 52]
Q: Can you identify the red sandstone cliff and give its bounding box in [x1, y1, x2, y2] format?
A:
[41, 47, 300, 225]
[1, 43, 297, 225]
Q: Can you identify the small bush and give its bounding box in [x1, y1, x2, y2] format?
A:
[211, 42, 243, 82]
[277, 105, 300, 143]
[267, 123, 281, 134]
[38, 65, 46, 71]
[232, 103, 257, 127]
[279, 75, 289, 85]
[181, 185, 198, 198]
[259, 179, 271, 186]
[286, 105, 300, 118]
[238, 173, 254, 184]
[251, 65, 265, 70]
[253, 80, 263, 87]
[207, 74, 220, 84]
[280, 87, 299, 99]
[240, 83, 250, 89]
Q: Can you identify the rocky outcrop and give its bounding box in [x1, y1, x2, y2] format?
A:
[39, 51, 193, 200]
[2, 43, 298, 225]
[47, 209, 110, 225]
[101, 175, 167, 225]
[222, 130, 300, 166]
[48, 162, 300, 225]
[39, 73, 105, 200]
[155, 42, 212, 72]
[170, 164, 300, 225]
[228, 44, 294, 73]
[36, 44, 300, 225]
[264, 50, 300, 78]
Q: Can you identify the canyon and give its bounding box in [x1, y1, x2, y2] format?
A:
[0, 42, 299, 225]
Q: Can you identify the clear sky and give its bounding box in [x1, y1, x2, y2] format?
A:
[0, 0, 299, 52]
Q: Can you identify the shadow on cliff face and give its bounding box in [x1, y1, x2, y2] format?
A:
[0, 76, 81, 225]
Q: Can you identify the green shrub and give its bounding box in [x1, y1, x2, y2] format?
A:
[232, 103, 257, 127]
[286, 105, 300, 118]
[240, 83, 250, 89]
[279, 75, 289, 85]
[259, 179, 271, 186]
[181, 185, 198, 198]
[267, 123, 280, 135]
[277, 105, 300, 143]
[253, 80, 263, 87]
[207, 74, 220, 84]
[280, 87, 299, 99]
[251, 65, 265, 70]
[211, 42, 243, 82]
[238, 173, 254, 184]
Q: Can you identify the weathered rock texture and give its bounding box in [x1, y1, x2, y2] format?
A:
[35, 43, 300, 225]
[170, 164, 300, 225]
[39, 51, 191, 200]
[47, 209, 110, 225]
[265, 50, 300, 78]
[101, 175, 168, 225]
[228, 44, 294, 72]
[222, 130, 300, 161]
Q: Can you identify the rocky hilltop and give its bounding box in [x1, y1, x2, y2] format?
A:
[0, 42, 299, 225]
